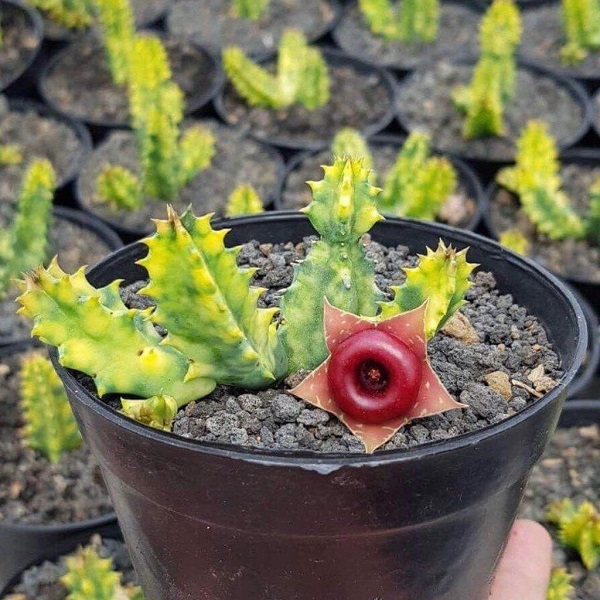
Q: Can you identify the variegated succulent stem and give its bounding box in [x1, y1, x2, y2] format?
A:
[28, 0, 93, 29]
[280, 158, 384, 371]
[547, 568, 575, 600]
[331, 128, 374, 173]
[0, 159, 56, 299]
[20, 352, 81, 463]
[225, 184, 264, 217]
[452, 0, 522, 138]
[223, 29, 330, 110]
[560, 0, 600, 64]
[0, 144, 23, 165]
[496, 121, 586, 241]
[379, 241, 477, 339]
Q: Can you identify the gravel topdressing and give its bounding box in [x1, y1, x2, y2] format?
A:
[113, 236, 562, 454]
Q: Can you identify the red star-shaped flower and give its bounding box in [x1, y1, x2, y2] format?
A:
[291, 300, 466, 452]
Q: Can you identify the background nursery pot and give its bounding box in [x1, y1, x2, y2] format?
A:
[214, 48, 397, 152]
[0, 0, 43, 98]
[482, 148, 600, 306]
[0, 340, 120, 594]
[52, 214, 586, 600]
[275, 134, 485, 230]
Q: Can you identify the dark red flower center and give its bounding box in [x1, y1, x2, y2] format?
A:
[328, 328, 423, 424]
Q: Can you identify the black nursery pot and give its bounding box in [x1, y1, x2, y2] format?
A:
[37, 37, 224, 140]
[0, 0, 44, 98]
[7, 98, 92, 204]
[214, 48, 397, 152]
[275, 134, 485, 231]
[52, 214, 586, 600]
[0, 206, 122, 349]
[396, 58, 591, 181]
[0, 339, 120, 593]
[482, 148, 600, 307]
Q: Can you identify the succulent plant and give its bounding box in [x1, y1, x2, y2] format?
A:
[586, 177, 600, 246]
[0, 159, 56, 300]
[547, 568, 575, 600]
[97, 35, 215, 207]
[547, 499, 600, 570]
[222, 29, 330, 110]
[331, 128, 374, 173]
[379, 132, 457, 220]
[27, 0, 93, 29]
[499, 228, 529, 255]
[358, 0, 439, 42]
[280, 159, 383, 371]
[61, 537, 145, 600]
[94, 0, 135, 85]
[19, 158, 475, 452]
[0, 144, 23, 166]
[560, 0, 600, 64]
[20, 352, 81, 463]
[496, 121, 586, 241]
[452, 0, 522, 139]
[231, 0, 269, 20]
[225, 184, 264, 217]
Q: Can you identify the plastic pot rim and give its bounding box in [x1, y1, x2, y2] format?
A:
[73, 128, 287, 240]
[0, 0, 44, 94]
[50, 211, 588, 469]
[396, 57, 592, 161]
[7, 97, 92, 191]
[274, 133, 486, 231]
[36, 34, 224, 131]
[213, 47, 398, 152]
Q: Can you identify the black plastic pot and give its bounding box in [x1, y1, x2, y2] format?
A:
[396, 58, 592, 181]
[558, 398, 600, 427]
[0, 0, 44, 98]
[166, 0, 342, 60]
[566, 286, 600, 399]
[0, 206, 122, 349]
[37, 35, 224, 140]
[214, 48, 397, 152]
[331, 0, 483, 74]
[275, 134, 485, 231]
[73, 133, 286, 243]
[482, 148, 600, 307]
[7, 97, 92, 204]
[52, 213, 586, 600]
[0, 339, 120, 593]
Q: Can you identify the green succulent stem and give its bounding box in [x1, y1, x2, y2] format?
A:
[452, 0, 522, 138]
[496, 121, 586, 241]
[331, 128, 374, 173]
[547, 568, 574, 600]
[20, 352, 82, 463]
[560, 0, 600, 64]
[0, 159, 56, 300]
[231, 0, 269, 20]
[358, 0, 439, 42]
[223, 29, 330, 110]
[280, 158, 384, 371]
[28, 0, 93, 29]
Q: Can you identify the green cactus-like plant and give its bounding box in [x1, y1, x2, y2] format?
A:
[499, 228, 530, 255]
[547, 568, 574, 600]
[0, 159, 56, 299]
[452, 0, 522, 139]
[0, 144, 23, 166]
[496, 121, 586, 241]
[20, 352, 81, 463]
[280, 159, 384, 371]
[358, 0, 439, 42]
[379, 241, 477, 339]
[223, 29, 330, 110]
[547, 499, 600, 570]
[97, 36, 215, 207]
[231, 0, 269, 20]
[379, 132, 457, 220]
[94, 0, 135, 86]
[331, 128, 374, 172]
[28, 0, 93, 29]
[225, 184, 264, 217]
[61, 538, 145, 600]
[560, 0, 600, 64]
